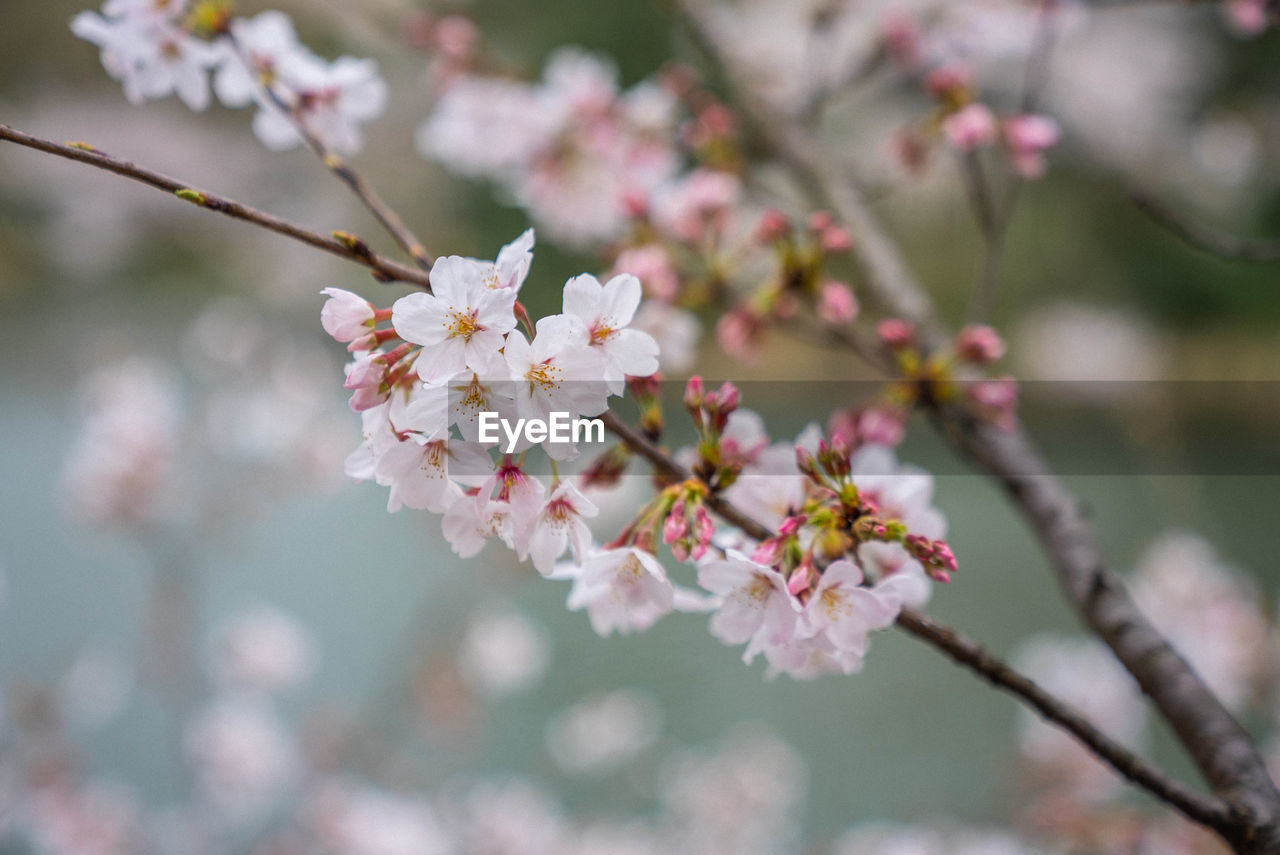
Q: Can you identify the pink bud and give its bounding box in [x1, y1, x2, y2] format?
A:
[755, 208, 791, 243]
[321, 288, 375, 342]
[877, 319, 914, 350]
[954, 324, 1006, 364]
[943, 103, 997, 151]
[683, 376, 705, 410]
[1002, 114, 1061, 179]
[923, 63, 972, 100]
[343, 352, 387, 390]
[818, 281, 859, 325]
[820, 227, 853, 253]
[880, 10, 922, 68]
[699, 103, 736, 137]
[716, 307, 762, 362]
[857, 407, 906, 447]
[432, 15, 478, 60]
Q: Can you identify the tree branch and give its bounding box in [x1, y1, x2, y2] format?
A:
[597, 408, 1234, 833]
[0, 123, 433, 291]
[672, 3, 1280, 849]
[224, 33, 435, 271]
[1132, 191, 1280, 264]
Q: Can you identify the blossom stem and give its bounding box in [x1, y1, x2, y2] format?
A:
[225, 33, 435, 271]
[0, 122, 434, 290]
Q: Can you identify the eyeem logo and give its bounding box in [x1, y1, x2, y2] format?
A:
[478, 411, 605, 454]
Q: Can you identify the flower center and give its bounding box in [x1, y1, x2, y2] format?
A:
[590, 323, 615, 345]
[524, 360, 561, 392]
[446, 307, 481, 340]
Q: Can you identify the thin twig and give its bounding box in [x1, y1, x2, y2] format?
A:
[598, 408, 1233, 832]
[1133, 191, 1280, 264]
[225, 33, 435, 271]
[959, 150, 1006, 323]
[0, 123, 433, 290]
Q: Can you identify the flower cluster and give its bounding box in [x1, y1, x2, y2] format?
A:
[418, 48, 681, 247]
[73, 2, 386, 154]
[324, 231, 660, 569]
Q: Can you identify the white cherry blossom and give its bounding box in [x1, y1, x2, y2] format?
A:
[561, 273, 659, 394]
[392, 255, 519, 384]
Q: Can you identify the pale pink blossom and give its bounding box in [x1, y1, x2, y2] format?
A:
[697, 551, 800, 662]
[613, 244, 680, 302]
[817, 281, 859, 325]
[561, 273, 659, 394]
[943, 103, 998, 151]
[250, 52, 387, 155]
[392, 255, 519, 383]
[651, 169, 743, 243]
[72, 1, 220, 110]
[212, 605, 316, 693]
[1002, 114, 1061, 178]
[320, 287, 376, 342]
[503, 316, 610, 456]
[559, 548, 677, 636]
[523, 481, 599, 575]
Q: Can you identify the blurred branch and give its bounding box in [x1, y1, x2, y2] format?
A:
[1133, 191, 1280, 263]
[671, 2, 1280, 849]
[0, 123, 433, 290]
[224, 33, 435, 270]
[599, 408, 1234, 833]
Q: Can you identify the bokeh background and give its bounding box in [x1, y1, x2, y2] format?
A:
[1, 0, 1278, 852]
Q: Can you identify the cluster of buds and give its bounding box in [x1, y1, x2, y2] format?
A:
[661, 482, 716, 562]
[904, 533, 959, 583]
[320, 287, 416, 411]
[890, 60, 1061, 180]
[684, 377, 744, 490]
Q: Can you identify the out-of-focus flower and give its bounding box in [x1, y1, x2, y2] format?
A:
[447, 777, 564, 855]
[72, 0, 221, 110]
[211, 605, 317, 694]
[545, 689, 662, 775]
[307, 780, 452, 855]
[60, 357, 184, 528]
[456, 609, 552, 698]
[631, 303, 701, 374]
[834, 822, 1048, 855]
[943, 103, 998, 151]
[659, 724, 805, 855]
[1001, 114, 1061, 179]
[1013, 635, 1147, 797]
[1131, 532, 1274, 712]
[184, 695, 299, 823]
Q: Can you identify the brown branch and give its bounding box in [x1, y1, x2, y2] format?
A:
[672, 3, 1280, 850]
[224, 34, 435, 271]
[0, 123, 433, 291]
[598, 408, 1234, 832]
[1133, 191, 1280, 264]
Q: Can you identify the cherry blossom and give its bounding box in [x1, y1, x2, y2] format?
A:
[503, 316, 609, 450]
[561, 273, 659, 394]
[523, 481, 599, 575]
[696, 551, 800, 662]
[392, 255, 519, 384]
[559, 547, 678, 636]
[72, 0, 221, 110]
[320, 287, 376, 343]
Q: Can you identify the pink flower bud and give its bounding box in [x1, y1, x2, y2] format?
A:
[943, 103, 997, 151]
[663, 498, 688, 545]
[432, 15, 478, 60]
[343, 352, 387, 390]
[321, 288, 375, 342]
[716, 307, 763, 362]
[807, 211, 834, 232]
[954, 324, 1006, 364]
[1002, 114, 1061, 179]
[820, 226, 853, 253]
[818, 281, 859, 325]
[857, 407, 906, 447]
[924, 63, 972, 100]
[683, 376, 705, 410]
[877, 319, 914, 350]
[755, 208, 791, 243]
[880, 10, 922, 68]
